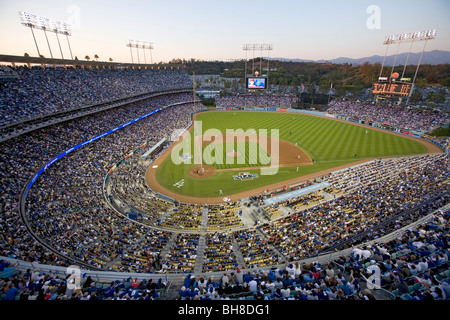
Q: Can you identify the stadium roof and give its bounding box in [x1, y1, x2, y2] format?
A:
[0, 54, 182, 69]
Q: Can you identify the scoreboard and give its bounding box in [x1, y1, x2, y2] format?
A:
[372, 82, 412, 97]
[246, 77, 267, 90]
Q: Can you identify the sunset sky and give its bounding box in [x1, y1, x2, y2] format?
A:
[0, 0, 449, 63]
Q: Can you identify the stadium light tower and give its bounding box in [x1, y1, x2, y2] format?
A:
[243, 43, 273, 75]
[142, 41, 154, 64]
[49, 20, 66, 59]
[19, 11, 73, 60]
[135, 40, 141, 64]
[19, 11, 41, 57]
[60, 23, 73, 60]
[126, 40, 135, 63]
[242, 43, 273, 92]
[127, 40, 154, 64]
[380, 29, 436, 79]
[37, 16, 53, 59]
[243, 44, 252, 78]
[377, 29, 436, 104]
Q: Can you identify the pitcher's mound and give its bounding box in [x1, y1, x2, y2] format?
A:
[188, 165, 216, 178]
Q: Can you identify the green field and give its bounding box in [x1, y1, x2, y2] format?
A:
[154, 111, 428, 198]
[203, 141, 271, 170]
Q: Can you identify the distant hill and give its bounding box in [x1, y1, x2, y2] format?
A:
[272, 50, 450, 66]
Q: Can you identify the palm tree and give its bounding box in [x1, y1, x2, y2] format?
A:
[94, 54, 99, 61]
[109, 57, 113, 62]
[24, 52, 29, 57]
[85, 55, 90, 61]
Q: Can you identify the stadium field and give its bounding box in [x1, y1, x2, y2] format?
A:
[146, 110, 435, 203]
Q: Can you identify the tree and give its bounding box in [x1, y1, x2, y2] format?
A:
[415, 78, 427, 88]
[427, 91, 437, 103]
[409, 89, 423, 103]
[94, 54, 99, 61]
[109, 57, 113, 62]
[24, 52, 29, 57]
[85, 55, 90, 61]
[435, 89, 446, 104]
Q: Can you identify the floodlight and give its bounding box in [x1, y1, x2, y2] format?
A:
[18, 11, 73, 59]
[19, 11, 32, 25]
[378, 28, 437, 104]
[60, 23, 72, 36]
[383, 29, 437, 45]
[126, 39, 154, 64]
[242, 43, 273, 92]
[37, 16, 49, 30]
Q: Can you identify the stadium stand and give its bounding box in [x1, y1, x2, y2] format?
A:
[0, 66, 448, 301]
[216, 93, 297, 109]
[0, 66, 191, 126]
[327, 99, 450, 132]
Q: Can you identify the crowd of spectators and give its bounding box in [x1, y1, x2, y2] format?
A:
[338, 213, 450, 300]
[260, 154, 449, 261]
[216, 94, 297, 109]
[23, 99, 203, 272]
[0, 263, 167, 300]
[176, 211, 449, 300]
[109, 158, 245, 232]
[327, 99, 450, 132]
[3, 94, 446, 274]
[0, 67, 200, 271]
[0, 67, 448, 301]
[0, 66, 191, 126]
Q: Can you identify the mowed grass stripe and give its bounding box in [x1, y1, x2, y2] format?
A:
[361, 129, 371, 156]
[379, 130, 388, 155]
[328, 123, 353, 160]
[313, 121, 342, 160]
[289, 116, 316, 150]
[398, 135, 414, 155]
[353, 126, 366, 157]
[299, 118, 330, 157]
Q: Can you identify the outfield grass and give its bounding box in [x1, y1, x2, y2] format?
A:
[154, 111, 428, 198]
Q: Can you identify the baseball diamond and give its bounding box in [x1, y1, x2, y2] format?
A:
[145, 110, 440, 204]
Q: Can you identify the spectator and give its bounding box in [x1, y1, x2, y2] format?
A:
[5, 283, 19, 300]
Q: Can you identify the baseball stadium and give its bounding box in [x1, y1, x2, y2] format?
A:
[0, 2, 449, 309]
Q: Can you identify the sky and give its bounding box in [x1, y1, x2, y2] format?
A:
[0, 0, 449, 63]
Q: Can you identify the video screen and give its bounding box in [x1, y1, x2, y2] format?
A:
[246, 77, 267, 89]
